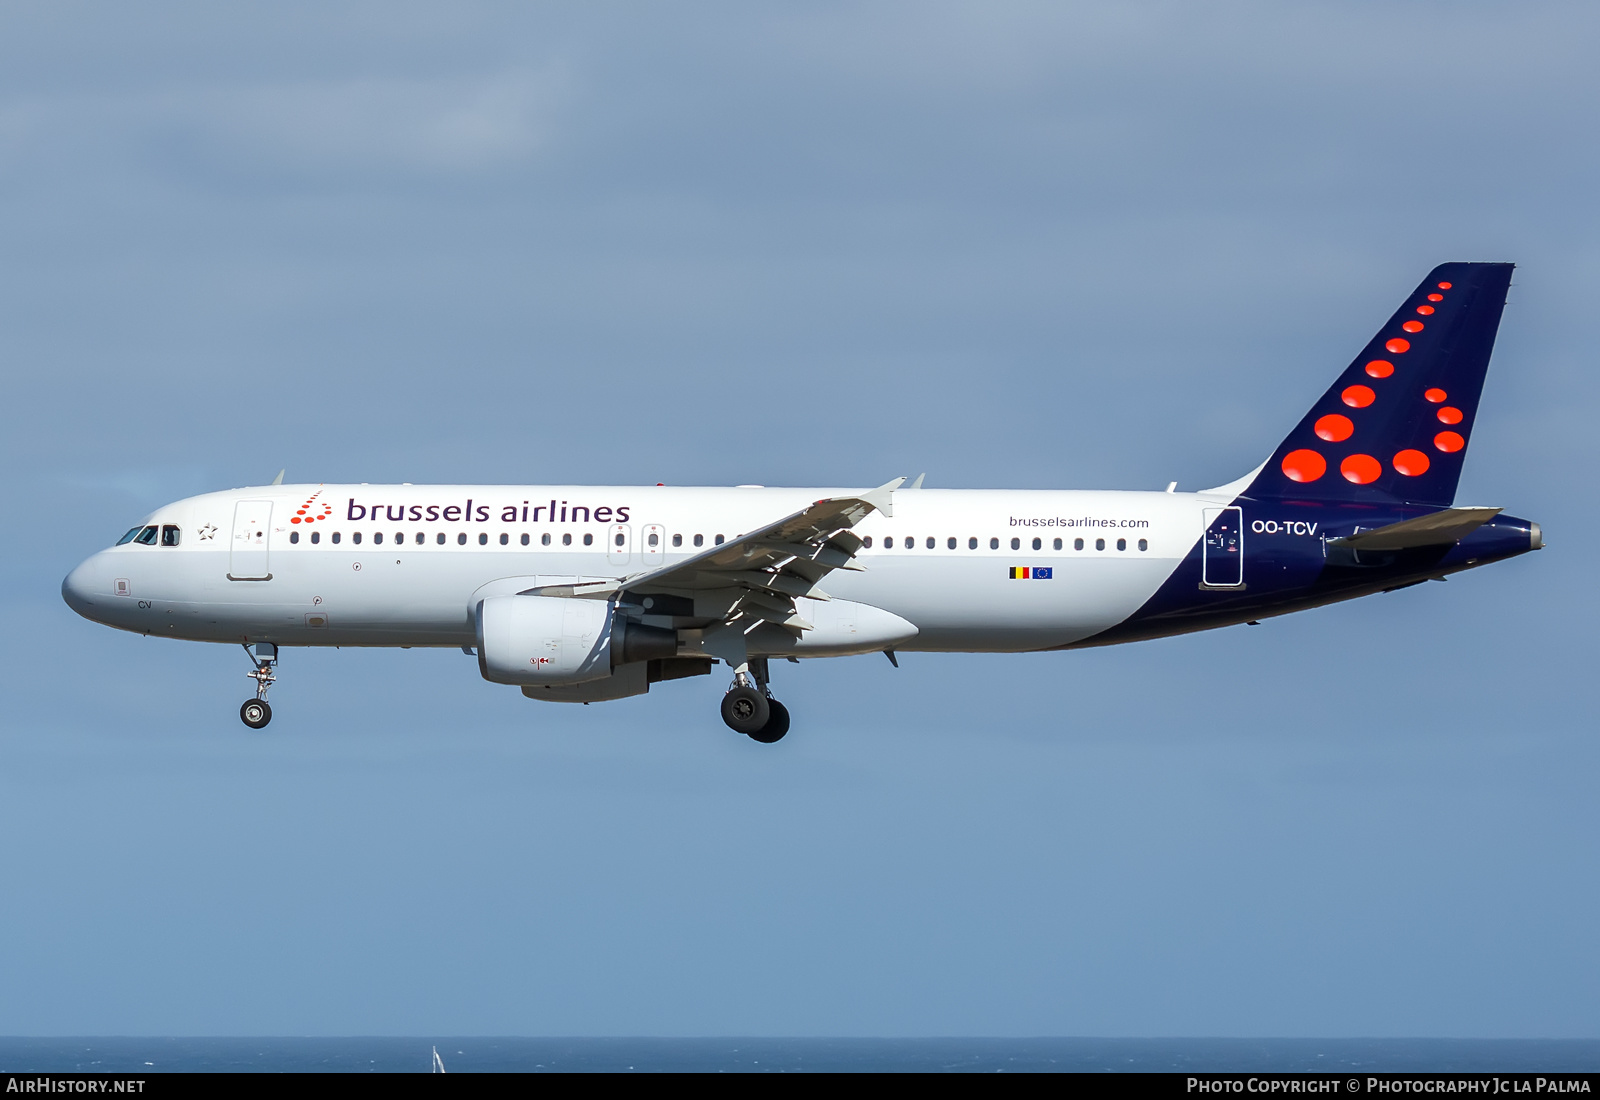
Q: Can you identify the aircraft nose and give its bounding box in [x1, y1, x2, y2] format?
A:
[62, 556, 104, 620]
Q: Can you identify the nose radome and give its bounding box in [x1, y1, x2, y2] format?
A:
[61, 557, 102, 619]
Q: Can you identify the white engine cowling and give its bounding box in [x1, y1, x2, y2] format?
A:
[476, 594, 681, 686]
[476, 594, 614, 686]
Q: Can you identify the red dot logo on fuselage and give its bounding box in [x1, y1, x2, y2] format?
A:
[290, 488, 335, 525]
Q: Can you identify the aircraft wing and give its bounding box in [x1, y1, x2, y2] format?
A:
[531, 478, 903, 634]
[1330, 507, 1502, 551]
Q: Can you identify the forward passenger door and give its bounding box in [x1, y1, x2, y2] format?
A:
[229, 501, 274, 580]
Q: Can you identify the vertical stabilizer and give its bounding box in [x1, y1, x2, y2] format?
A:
[1241, 262, 1513, 507]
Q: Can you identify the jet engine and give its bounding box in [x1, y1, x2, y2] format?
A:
[475, 594, 677, 686]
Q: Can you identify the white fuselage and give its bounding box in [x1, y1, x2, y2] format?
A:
[62, 483, 1227, 654]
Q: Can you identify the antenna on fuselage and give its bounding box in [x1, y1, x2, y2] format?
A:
[271, 469, 285, 485]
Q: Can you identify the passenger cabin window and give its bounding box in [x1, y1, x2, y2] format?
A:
[1074, 538, 1084, 550]
[583, 533, 594, 546]
[1031, 537, 1042, 550]
[647, 532, 659, 547]
[352, 532, 362, 545]
[521, 534, 530, 546]
[693, 534, 704, 547]
[457, 533, 467, 545]
[374, 532, 384, 545]
[500, 533, 509, 545]
[161, 525, 181, 547]
[117, 527, 143, 545]
[1010, 537, 1020, 550]
[543, 533, 552, 546]
[926, 537, 936, 549]
[436, 533, 446, 545]
[1053, 538, 1062, 550]
[133, 526, 159, 545]
[968, 537, 977, 549]
[562, 533, 572, 546]
[331, 532, 341, 544]
[289, 531, 299, 544]
[714, 535, 724, 545]
[415, 532, 425, 545]
[1138, 538, 1148, 551]
[394, 532, 402, 544]
[990, 537, 999, 549]
[862, 536, 872, 548]
[614, 532, 625, 547]
[479, 533, 488, 545]
[1117, 537, 1126, 551]
[1095, 538, 1105, 550]
[672, 534, 683, 547]
[310, 531, 320, 545]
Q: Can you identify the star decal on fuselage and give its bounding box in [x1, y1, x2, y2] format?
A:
[197, 523, 217, 541]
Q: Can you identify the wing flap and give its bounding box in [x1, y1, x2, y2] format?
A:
[619, 478, 903, 635]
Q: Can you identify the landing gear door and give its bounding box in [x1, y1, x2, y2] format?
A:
[229, 500, 273, 580]
[1201, 506, 1243, 588]
[607, 523, 631, 566]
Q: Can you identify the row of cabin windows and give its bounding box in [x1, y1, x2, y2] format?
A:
[130, 523, 1147, 554]
[274, 528, 1152, 552]
[118, 525, 181, 547]
[286, 530, 729, 547]
[862, 534, 1148, 552]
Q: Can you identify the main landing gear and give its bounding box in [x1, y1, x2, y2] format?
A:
[721, 657, 790, 744]
[240, 642, 277, 729]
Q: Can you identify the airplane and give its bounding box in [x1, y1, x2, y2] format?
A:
[62, 262, 1540, 743]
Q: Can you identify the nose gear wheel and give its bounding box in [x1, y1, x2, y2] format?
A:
[240, 643, 278, 729]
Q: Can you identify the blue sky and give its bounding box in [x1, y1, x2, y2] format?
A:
[1, 2, 1596, 1035]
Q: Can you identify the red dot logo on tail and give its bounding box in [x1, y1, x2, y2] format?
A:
[1281, 449, 1326, 483]
[1314, 414, 1353, 442]
[1341, 385, 1376, 408]
[1340, 454, 1381, 484]
[1393, 450, 1430, 477]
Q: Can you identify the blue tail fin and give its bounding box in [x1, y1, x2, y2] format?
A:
[1241, 262, 1514, 507]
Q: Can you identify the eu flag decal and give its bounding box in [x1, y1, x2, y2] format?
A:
[1008, 567, 1052, 579]
[1034, 567, 1052, 579]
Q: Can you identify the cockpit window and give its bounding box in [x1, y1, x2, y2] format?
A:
[133, 526, 159, 545]
[116, 527, 142, 545]
[161, 525, 181, 547]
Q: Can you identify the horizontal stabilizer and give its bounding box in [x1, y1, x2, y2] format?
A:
[1331, 507, 1501, 551]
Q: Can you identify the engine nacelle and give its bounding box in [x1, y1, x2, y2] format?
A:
[475, 594, 679, 686]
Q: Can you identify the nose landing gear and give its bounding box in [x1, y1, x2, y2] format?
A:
[720, 657, 790, 743]
[240, 643, 277, 729]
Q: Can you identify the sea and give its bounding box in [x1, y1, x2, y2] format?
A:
[1, 1038, 1597, 1073]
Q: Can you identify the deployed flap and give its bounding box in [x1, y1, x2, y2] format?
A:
[617, 479, 903, 634]
[1331, 507, 1501, 551]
